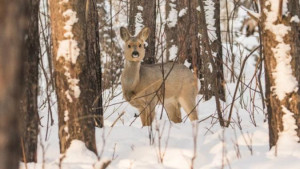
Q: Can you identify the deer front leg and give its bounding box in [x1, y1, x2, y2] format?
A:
[139, 101, 156, 126]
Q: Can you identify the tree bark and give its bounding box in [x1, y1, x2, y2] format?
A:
[97, 0, 123, 90]
[197, 1, 212, 100]
[20, 0, 40, 163]
[213, 0, 226, 101]
[198, 0, 225, 101]
[165, 0, 178, 61]
[86, 0, 103, 128]
[0, 0, 27, 168]
[50, 0, 98, 154]
[177, 0, 189, 64]
[198, 0, 225, 126]
[261, 0, 300, 147]
[129, 0, 156, 64]
[288, 0, 300, 139]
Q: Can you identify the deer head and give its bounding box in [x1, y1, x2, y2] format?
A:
[120, 27, 150, 62]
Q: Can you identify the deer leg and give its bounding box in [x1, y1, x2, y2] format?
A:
[178, 96, 198, 121]
[165, 102, 182, 123]
[139, 106, 147, 126]
[139, 101, 156, 126]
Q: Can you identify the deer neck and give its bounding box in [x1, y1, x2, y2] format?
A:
[122, 60, 141, 91]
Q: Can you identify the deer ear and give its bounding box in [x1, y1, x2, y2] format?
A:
[120, 27, 131, 41]
[137, 27, 150, 41]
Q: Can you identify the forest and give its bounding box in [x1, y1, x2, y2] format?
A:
[0, 0, 300, 169]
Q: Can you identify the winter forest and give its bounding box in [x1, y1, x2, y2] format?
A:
[1, 0, 300, 168]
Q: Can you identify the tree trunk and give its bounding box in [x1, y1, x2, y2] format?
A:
[97, 0, 123, 90]
[214, 0, 225, 101]
[197, 1, 212, 100]
[20, 0, 40, 163]
[86, 0, 104, 128]
[261, 0, 300, 148]
[288, 0, 300, 140]
[129, 0, 156, 64]
[50, 0, 98, 154]
[198, 0, 225, 126]
[165, 0, 178, 61]
[175, 0, 202, 73]
[0, 0, 27, 168]
[176, 0, 189, 64]
[198, 0, 225, 101]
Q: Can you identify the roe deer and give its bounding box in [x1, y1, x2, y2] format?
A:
[120, 27, 198, 126]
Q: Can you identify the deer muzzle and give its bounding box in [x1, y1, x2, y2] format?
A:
[132, 51, 139, 58]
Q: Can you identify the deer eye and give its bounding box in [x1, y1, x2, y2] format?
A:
[128, 45, 131, 48]
[139, 44, 142, 48]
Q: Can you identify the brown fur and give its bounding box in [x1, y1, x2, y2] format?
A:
[120, 27, 198, 126]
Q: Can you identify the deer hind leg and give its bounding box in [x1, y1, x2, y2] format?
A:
[178, 95, 198, 121]
[165, 102, 182, 123]
[139, 100, 156, 126]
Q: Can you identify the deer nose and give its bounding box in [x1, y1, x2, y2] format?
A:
[132, 51, 139, 58]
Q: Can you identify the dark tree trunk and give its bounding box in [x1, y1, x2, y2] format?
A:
[97, 0, 123, 90]
[165, 0, 178, 61]
[177, 0, 201, 75]
[20, 0, 40, 163]
[86, 0, 103, 128]
[177, 0, 189, 64]
[198, 0, 225, 126]
[129, 0, 156, 64]
[50, 0, 98, 154]
[213, 0, 225, 101]
[288, 0, 300, 139]
[198, 0, 225, 101]
[188, 0, 201, 80]
[0, 0, 27, 168]
[197, 2, 212, 100]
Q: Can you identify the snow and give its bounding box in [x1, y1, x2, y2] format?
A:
[291, 15, 300, 23]
[57, 8, 81, 100]
[63, 140, 98, 164]
[57, 10, 80, 64]
[271, 106, 300, 157]
[135, 6, 144, 35]
[169, 45, 178, 61]
[204, 0, 216, 41]
[64, 110, 69, 122]
[137, 5, 143, 11]
[166, 2, 178, 28]
[57, 39, 80, 64]
[178, 8, 187, 17]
